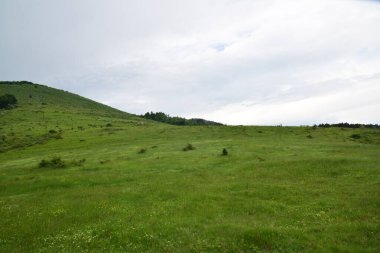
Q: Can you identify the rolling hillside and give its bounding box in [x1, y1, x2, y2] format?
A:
[0, 82, 379, 252]
[0, 81, 150, 152]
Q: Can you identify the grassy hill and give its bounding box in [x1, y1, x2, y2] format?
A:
[0, 82, 379, 252]
[0, 81, 148, 152]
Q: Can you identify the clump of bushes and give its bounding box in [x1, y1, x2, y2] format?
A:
[221, 148, 228, 156]
[39, 157, 86, 168]
[47, 130, 62, 139]
[100, 160, 111, 164]
[138, 148, 147, 154]
[258, 157, 265, 162]
[0, 94, 17, 109]
[183, 144, 195, 151]
[350, 134, 361, 139]
[39, 156, 66, 168]
[306, 135, 313, 139]
[71, 158, 86, 166]
[106, 123, 112, 127]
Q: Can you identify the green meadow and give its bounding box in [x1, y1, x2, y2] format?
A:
[0, 82, 379, 252]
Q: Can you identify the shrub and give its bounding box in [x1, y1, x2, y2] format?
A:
[106, 123, 112, 127]
[71, 159, 86, 166]
[54, 133, 63, 139]
[47, 130, 62, 139]
[221, 148, 228, 156]
[183, 144, 195, 151]
[0, 94, 17, 109]
[39, 159, 49, 168]
[306, 135, 313, 139]
[39, 156, 66, 168]
[138, 148, 147, 154]
[351, 134, 361, 139]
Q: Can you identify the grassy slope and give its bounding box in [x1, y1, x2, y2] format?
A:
[0, 83, 379, 252]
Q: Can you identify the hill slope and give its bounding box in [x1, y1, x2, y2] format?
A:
[0, 81, 132, 117]
[0, 81, 152, 152]
[0, 82, 379, 252]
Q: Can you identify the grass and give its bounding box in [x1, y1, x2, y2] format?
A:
[0, 82, 379, 252]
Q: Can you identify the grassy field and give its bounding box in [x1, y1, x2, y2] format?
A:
[0, 82, 379, 252]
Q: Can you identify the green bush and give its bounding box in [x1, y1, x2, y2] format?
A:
[71, 159, 86, 166]
[183, 144, 195, 151]
[351, 134, 361, 139]
[0, 94, 17, 109]
[39, 156, 66, 168]
[138, 148, 147, 154]
[221, 148, 228, 156]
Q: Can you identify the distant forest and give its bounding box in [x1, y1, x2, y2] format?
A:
[317, 123, 380, 129]
[141, 112, 223, 126]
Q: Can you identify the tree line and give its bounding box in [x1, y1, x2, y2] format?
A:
[141, 112, 223, 126]
[317, 123, 379, 129]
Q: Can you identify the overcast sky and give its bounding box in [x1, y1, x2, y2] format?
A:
[1, 0, 380, 125]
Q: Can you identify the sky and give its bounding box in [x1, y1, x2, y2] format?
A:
[1, 0, 380, 125]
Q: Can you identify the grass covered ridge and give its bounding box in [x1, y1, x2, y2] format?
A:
[0, 82, 379, 252]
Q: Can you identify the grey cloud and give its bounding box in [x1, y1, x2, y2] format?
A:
[1, 0, 380, 124]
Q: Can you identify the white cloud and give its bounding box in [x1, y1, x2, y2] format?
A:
[193, 74, 380, 125]
[1, 0, 380, 124]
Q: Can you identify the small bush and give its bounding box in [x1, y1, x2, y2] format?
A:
[106, 123, 112, 127]
[71, 159, 86, 166]
[47, 130, 62, 139]
[0, 94, 17, 109]
[138, 148, 147, 154]
[39, 156, 66, 168]
[306, 135, 313, 139]
[55, 134, 63, 139]
[183, 144, 195, 151]
[39, 159, 49, 168]
[221, 148, 228, 156]
[351, 134, 361, 139]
